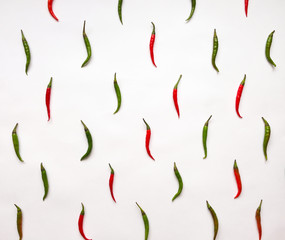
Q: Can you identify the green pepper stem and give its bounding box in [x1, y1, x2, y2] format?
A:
[143, 118, 150, 130]
[109, 163, 114, 174]
[151, 22, 155, 35]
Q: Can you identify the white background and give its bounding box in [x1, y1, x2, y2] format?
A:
[0, 0, 285, 239]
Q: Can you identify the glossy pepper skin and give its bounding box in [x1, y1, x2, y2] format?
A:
[212, 29, 219, 72]
[136, 202, 149, 240]
[202, 115, 212, 159]
[235, 74, 246, 118]
[172, 162, 183, 201]
[81, 21, 92, 68]
[173, 75, 182, 118]
[80, 120, 93, 160]
[185, 0, 196, 22]
[41, 163, 49, 201]
[109, 163, 116, 203]
[149, 22, 157, 67]
[12, 123, 23, 162]
[265, 30, 276, 67]
[262, 117, 271, 160]
[206, 201, 219, 240]
[233, 160, 242, 199]
[15, 204, 23, 240]
[118, 0, 123, 24]
[255, 200, 263, 240]
[21, 30, 31, 75]
[143, 118, 155, 160]
[45, 77, 53, 121]
[113, 73, 122, 114]
[245, 0, 249, 17]
[48, 0, 58, 21]
[78, 203, 92, 240]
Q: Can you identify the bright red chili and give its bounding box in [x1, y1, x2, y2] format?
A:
[45, 77, 52, 121]
[78, 203, 92, 240]
[245, 0, 249, 17]
[149, 22, 157, 67]
[235, 74, 246, 118]
[109, 163, 116, 203]
[233, 160, 242, 199]
[143, 118, 155, 160]
[173, 75, 182, 118]
[48, 0, 58, 21]
[256, 200, 263, 240]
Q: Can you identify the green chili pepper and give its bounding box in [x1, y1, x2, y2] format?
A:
[118, 0, 123, 24]
[212, 29, 219, 72]
[14, 204, 23, 240]
[136, 202, 149, 240]
[81, 120, 93, 160]
[262, 117, 271, 160]
[41, 163, 49, 201]
[12, 123, 23, 162]
[21, 30, 31, 75]
[172, 162, 183, 202]
[185, 0, 196, 22]
[113, 73, 122, 114]
[81, 20, 92, 68]
[206, 201, 219, 240]
[202, 115, 212, 159]
[265, 30, 276, 67]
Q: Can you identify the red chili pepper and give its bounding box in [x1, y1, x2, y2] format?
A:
[233, 160, 242, 199]
[245, 0, 249, 17]
[78, 203, 92, 240]
[235, 74, 246, 118]
[149, 22, 157, 67]
[255, 200, 263, 240]
[143, 118, 155, 160]
[45, 77, 52, 121]
[173, 75, 182, 118]
[108, 163, 116, 203]
[48, 0, 59, 21]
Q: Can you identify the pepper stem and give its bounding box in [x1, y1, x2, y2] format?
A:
[174, 75, 182, 90]
[143, 118, 150, 130]
[205, 115, 212, 126]
[81, 203, 85, 215]
[13, 123, 18, 134]
[151, 22, 155, 35]
[83, 20, 86, 35]
[81, 120, 88, 131]
[109, 163, 114, 174]
[240, 74, 246, 86]
[233, 160, 238, 169]
[48, 77, 53, 88]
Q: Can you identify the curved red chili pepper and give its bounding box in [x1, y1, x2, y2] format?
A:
[245, 0, 249, 17]
[173, 75, 182, 118]
[48, 0, 59, 21]
[233, 160, 242, 199]
[109, 163, 116, 203]
[255, 200, 263, 240]
[149, 22, 157, 67]
[78, 203, 92, 240]
[143, 118, 155, 160]
[45, 78, 52, 121]
[235, 74, 246, 118]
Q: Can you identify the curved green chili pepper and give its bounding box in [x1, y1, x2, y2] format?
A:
[185, 0, 196, 22]
[41, 163, 49, 201]
[212, 29, 219, 72]
[12, 123, 23, 162]
[206, 201, 219, 240]
[81, 20, 92, 68]
[21, 30, 31, 75]
[15, 204, 23, 240]
[265, 30, 276, 67]
[81, 120, 93, 160]
[203, 115, 212, 159]
[118, 0, 123, 24]
[172, 162, 183, 201]
[262, 117, 271, 160]
[113, 73, 122, 114]
[136, 202, 149, 240]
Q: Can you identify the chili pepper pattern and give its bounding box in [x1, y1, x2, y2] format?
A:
[78, 203, 92, 240]
[149, 22, 157, 67]
[113, 73, 122, 114]
[136, 202, 149, 240]
[41, 163, 49, 201]
[202, 115, 212, 159]
[265, 30, 276, 67]
[48, 0, 58, 21]
[173, 75, 182, 118]
[12, 123, 23, 162]
[21, 30, 31, 75]
[143, 118, 155, 160]
[185, 0, 196, 22]
[118, 0, 123, 24]
[233, 160, 242, 199]
[212, 29, 219, 72]
[45, 77, 53, 121]
[255, 200, 263, 240]
[262, 117, 271, 161]
[245, 0, 249, 17]
[80, 120, 93, 160]
[81, 20, 92, 68]
[109, 163, 116, 203]
[206, 201, 219, 240]
[172, 162, 183, 201]
[15, 204, 23, 240]
[235, 74, 246, 118]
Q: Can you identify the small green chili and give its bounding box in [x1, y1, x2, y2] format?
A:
[136, 202, 149, 240]
[212, 29, 219, 72]
[203, 115, 212, 159]
[118, 0, 123, 24]
[41, 163, 49, 201]
[265, 30, 276, 67]
[12, 123, 23, 162]
[81, 20, 92, 68]
[15, 204, 23, 240]
[113, 73, 122, 114]
[185, 0, 196, 22]
[21, 30, 31, 75]
[262, 117, 271, 160]
[81, 120, 93, 160]
[206, 201, 219, 240]
[172, 162, 183, 201]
